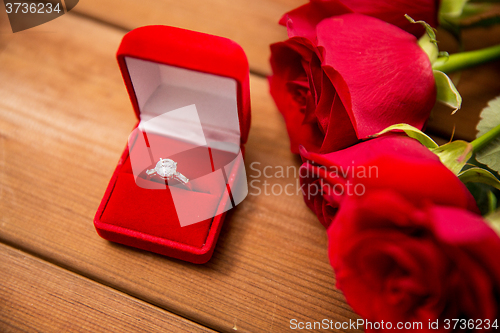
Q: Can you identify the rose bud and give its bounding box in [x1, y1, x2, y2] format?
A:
[270, 13, 436, 154]
[328, 189, 500, 330]
[299, 134, 479, 228]
[280, 0, 440, 39]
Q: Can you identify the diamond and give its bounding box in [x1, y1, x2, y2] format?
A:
[155, 158, 177, 178]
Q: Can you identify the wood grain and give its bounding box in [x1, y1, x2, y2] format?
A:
[70, 0, 306, 75]
[1, 2, 499, 331]
[0, 243, 215, 333]
[0, 13, 361, 333]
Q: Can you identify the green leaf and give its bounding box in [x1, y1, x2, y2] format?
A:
[440, 0, 469, 18]
[475, 96, 500, 174]
[488, 190, 498, 214]
[465, 182, 499, 215]
[485, 208, 500, 237]
[439, 0, 468, 18]
[373, 124, 438, 148]
[430, 140, 473, 174]
[433, 70, 462, 113]
[459, 167, 500, 191]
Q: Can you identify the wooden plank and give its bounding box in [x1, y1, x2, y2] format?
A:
[0, 13, 361, 333]
[1, 7, 498, 333]
[0, 243, 215, 333]
[70, 0, 306, 75]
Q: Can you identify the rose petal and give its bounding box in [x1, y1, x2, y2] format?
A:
[270, 40, 327, 153]
[337, 0, 439, 36]
[280, 0, 439, 38]
[301, 134, 439, 172]
[319, 87, 359, 152]
[329, 190, 500, 324]
[279, 0, 351, 38]
[316, 14, 436, 139]
[430, 205, 500, 320]
[299, 135, 480, 229]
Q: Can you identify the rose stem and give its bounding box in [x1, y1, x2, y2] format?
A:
[470, 123, 500, 152]
[432, 44, 500, 73]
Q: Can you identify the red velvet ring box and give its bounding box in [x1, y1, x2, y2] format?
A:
[93, 25, 251, 264]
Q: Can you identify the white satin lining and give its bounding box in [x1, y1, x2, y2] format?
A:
[125, 57, 241, 153]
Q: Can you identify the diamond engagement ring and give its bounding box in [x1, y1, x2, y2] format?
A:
[146, 158, 189, 185]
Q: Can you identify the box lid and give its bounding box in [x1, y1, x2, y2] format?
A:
[116, 25, 251, 145]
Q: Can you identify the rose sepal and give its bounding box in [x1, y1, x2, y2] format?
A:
[373, 124, 471, 175]
[407, 15, 462, 112]
[459, 168, 500, 191]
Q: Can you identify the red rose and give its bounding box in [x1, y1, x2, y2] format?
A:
[280, 0, 440, 39]
[270, 13, 436, 154]
[328, 190, 500, 330]
[299, 135, 478, 228]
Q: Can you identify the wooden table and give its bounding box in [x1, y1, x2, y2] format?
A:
[1, 1, 499, 332]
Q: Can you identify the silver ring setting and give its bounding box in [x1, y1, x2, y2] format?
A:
[146, 158, 189, 185]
